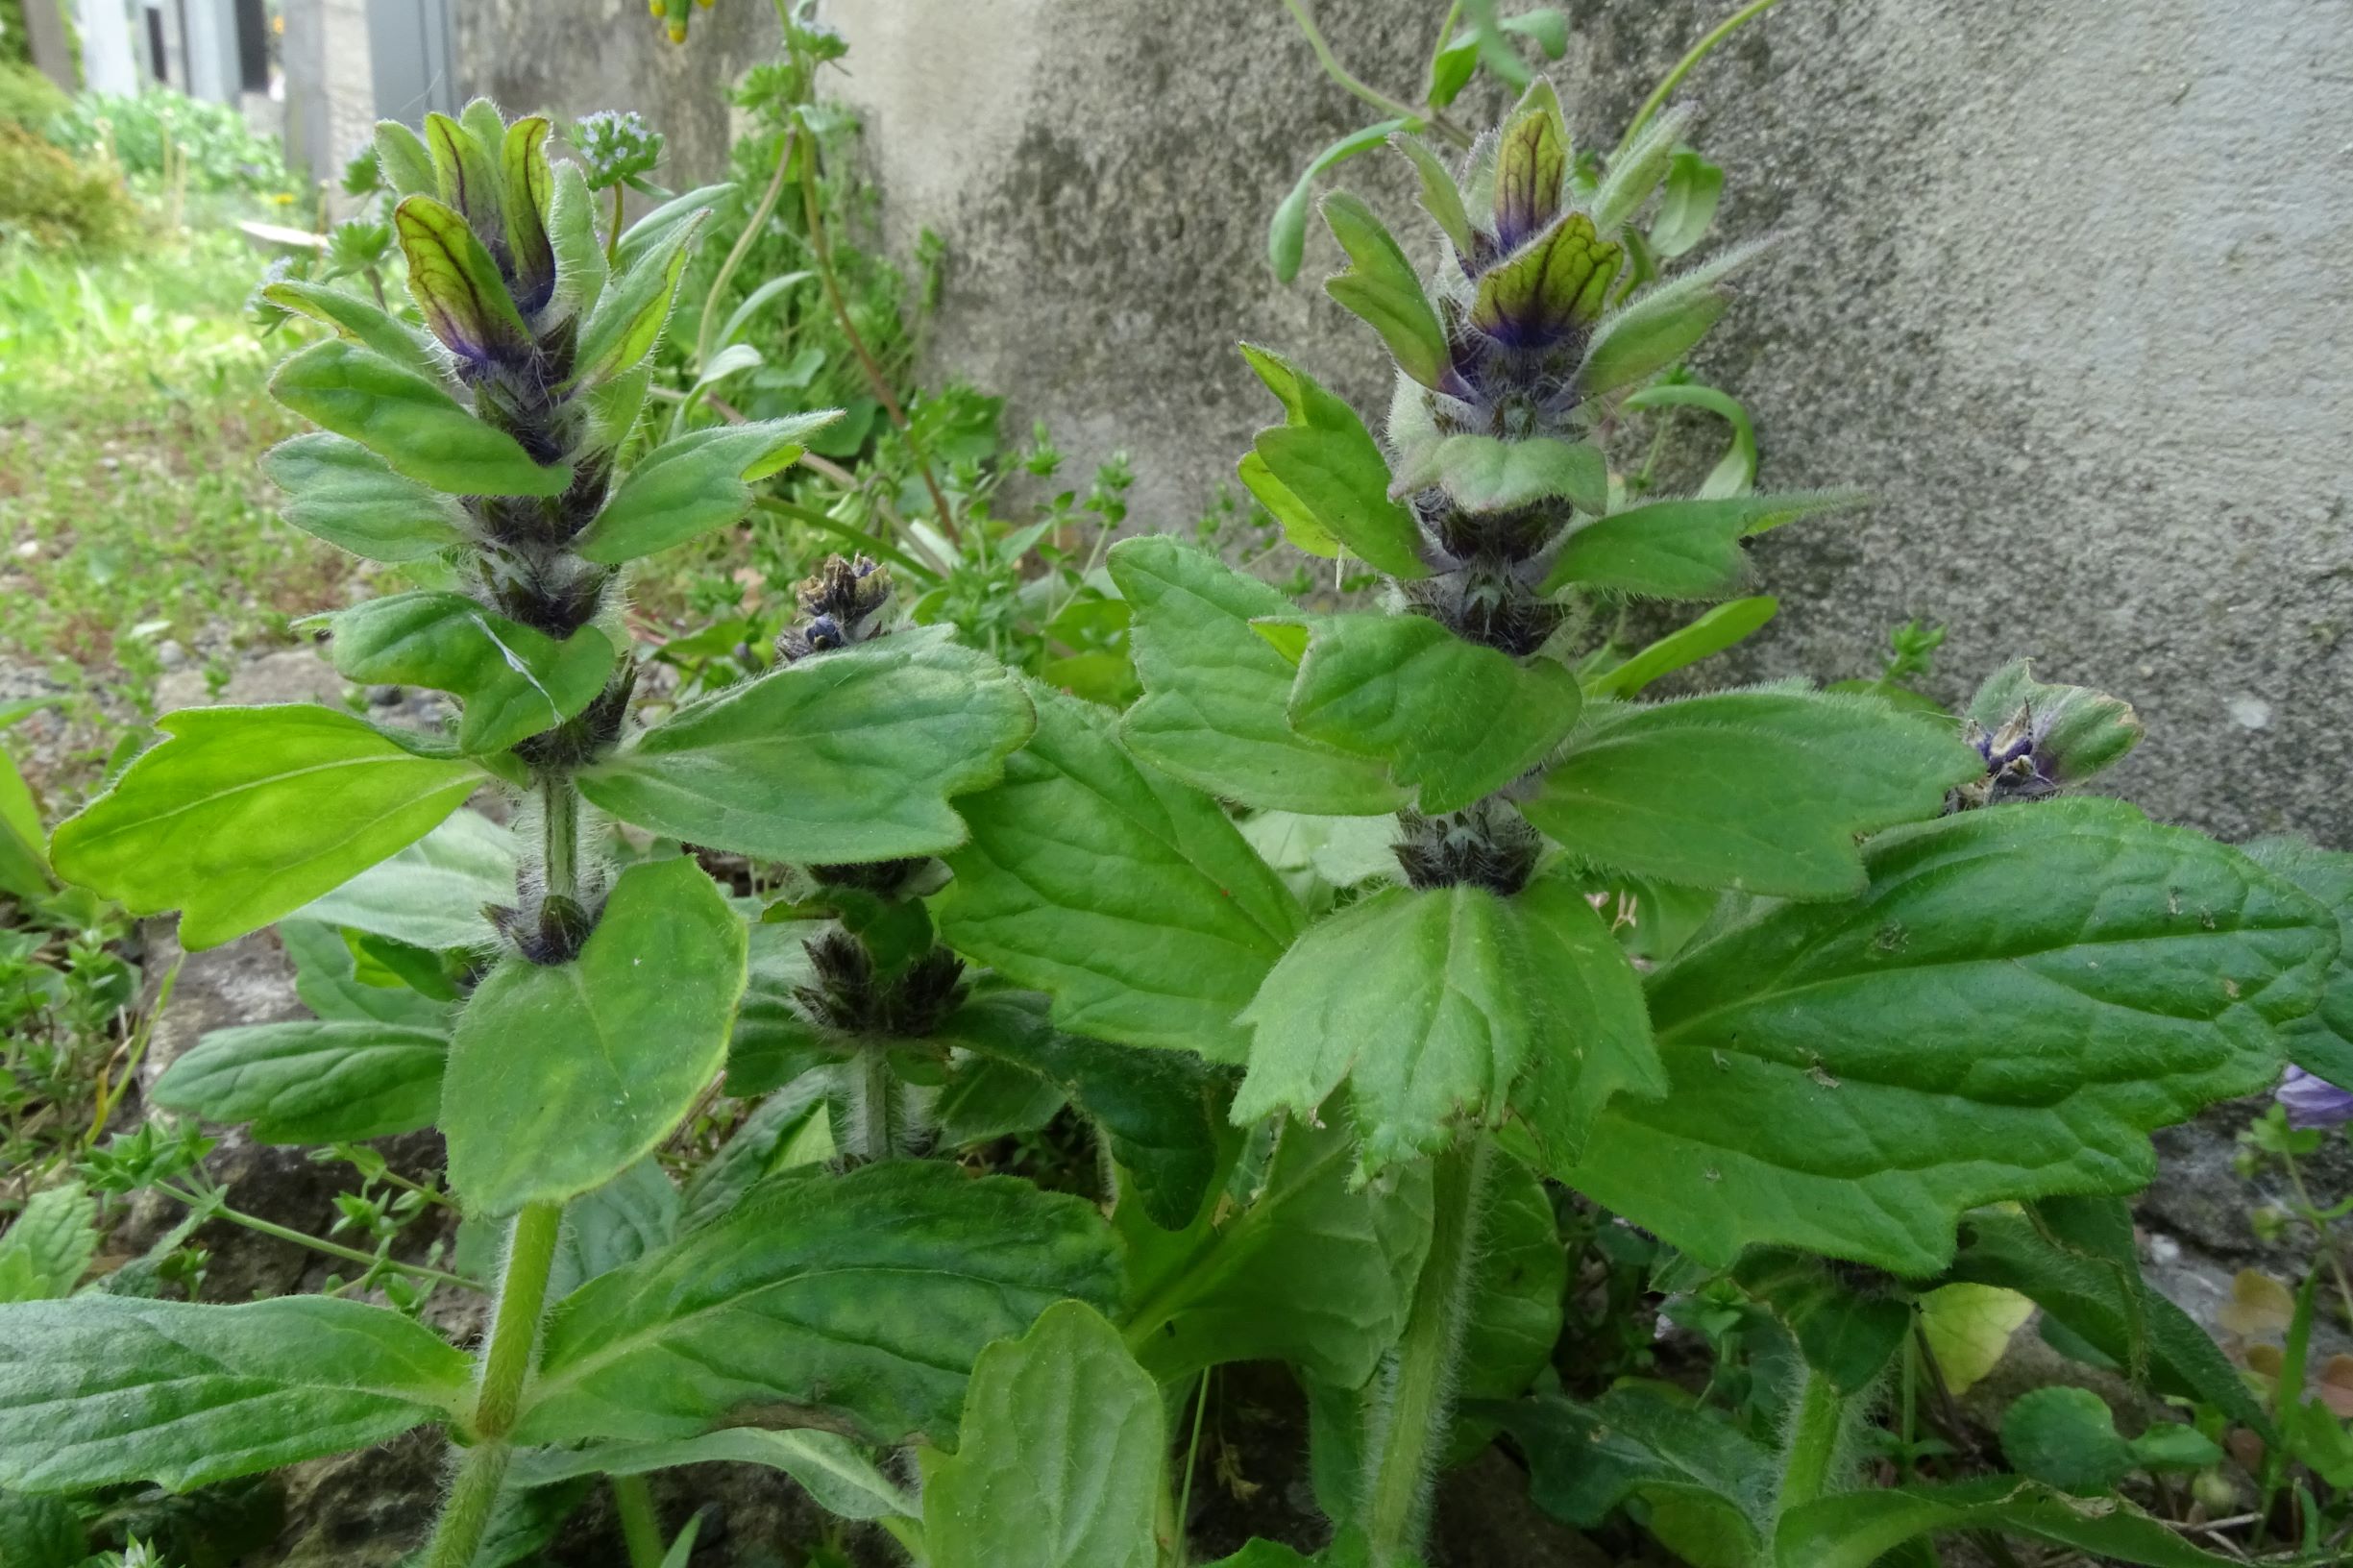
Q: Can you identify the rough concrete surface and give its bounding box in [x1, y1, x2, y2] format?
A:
[810, 0, 2353, 842]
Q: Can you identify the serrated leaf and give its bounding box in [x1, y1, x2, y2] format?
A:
[1391, 433, 1606, 515]
[443, 857, 747, 1214]
[258, 280, 443, 382]
[1775, 1479, 2243, 1568]
[1238, 344, 1428, 576]
[262, 433, 470, 562]
[1321, 192, 1449, 389]
[271, 339, 572, 498]
[1584, 596, 1777, 699]
[514, 1163, 1121, 1448]
[297, 808, 515, 952]
[501, 115, 556, 308]
[725, 918, 827, 1096]
[1524, 688, 1982, 898]
[574, 208, 706, 386]
[1123, 1115, 1432, 1388]
[575, 415, 842, 564]
[513, 1428, 914, 1521]
[0, 1296, 469, 1491]
[395, 195, 531, 363]
[0, 1183, 97, 1303]
[922, 1302, 1162, 1568]
[1915, 1283, 2034, 1397]
[1281, 612, 1584, 814]
[1471, 210, 1621, 344]
[2243, 836, 2353, 1084]
[153, 1021, 448, 1143]
[675, 1071, 838, 1233]
[934, 991, 1226, 1231]
[1541, 492, 1865, 599]
[578, 629, 1033, 864]
[1238, 872, 1658, 1177]
[936, 683, 1303, 1063]
[50, 705, 480, 950]
[326, 591, 617, 755]
[1555, 800, 2336, 1274]
[1111, 536, 1407, 816]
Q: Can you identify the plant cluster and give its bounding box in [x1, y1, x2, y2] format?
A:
[0, 7, 2349, 1568]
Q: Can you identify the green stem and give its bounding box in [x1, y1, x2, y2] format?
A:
[153, 1184, 480, 1293]
[1362, 1136, 1495, 1568]
[1777, 1362, 1846, 1514]
[694, 127, 798, 373]
[2282, 1149, 2353, 1331]
[851, 1046, 901, 1162]
[541, 775, 578, 903]
[422, 1201, 564, 1568]
[606, 183, 625, 264]
[612, 1473, 665, 1568]
[1278, 0, 1430, 131]
[1621, 0, 1788, 152]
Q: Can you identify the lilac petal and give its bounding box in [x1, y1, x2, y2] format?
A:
[2276, 1065, 2353, 1130]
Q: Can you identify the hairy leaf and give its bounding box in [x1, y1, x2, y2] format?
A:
[271, 338, 571, 498]
[297, 808, 514, 952]
[515, 1163, 1121, 1447]
[1557, 801, 2336, 1274]
[1390, 433, 1607, 516]
[1238, 344, 1427, 576]
[258, 280, 443, 382]
[1321, 192, 1449, 389]
[1775, 1479, 2242, 1568]
[1579, 245, 1760, 396]
[1471, 210, 1621, 344]
[328, 592, 616, 755]
[579, 629, 1032, 864]
[514, 1428, 914, 1521]
[0, 1296, 468, 1491]
[548, 1161, 678, 1302]
[443, 857, 747, 1214]
[278, 918, 453, 1029]
[500, 115, 556, 306]
[1280, 613, 1584, 814]
[1111, 536, 1406, 816]
[0, 1183, 98, 1303]
[1491, 81, 1569, 248]
[1266, 120, 1411, 283]
[1583, 596, 1777, 700]
[576, 415, 841, 564]
[936, 682, 1302, 1063]
[549, 161, 607, 315]
[395, 194, 530, 362]
[574, 209, 706, 385]
[153, 1021, 448, 1143]
[923, 1302, 1162, 1568]
[1541, 492, 1865, 599]
[262, 433, 469, 562]
[2242, 835, 2353, 1084]
[50, 705, 480, 950]
[1524, 688, 1982, 898]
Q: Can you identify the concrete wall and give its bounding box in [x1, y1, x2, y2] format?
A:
[438, 0, 2353, 843]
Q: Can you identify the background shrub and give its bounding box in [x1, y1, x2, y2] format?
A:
[0, 124, 140, 251]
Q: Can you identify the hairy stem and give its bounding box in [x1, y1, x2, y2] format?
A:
[612, 1473, 665, 1568]
[153, 1183, 480, 1292]
[423, 1201, 564, 1568]
[850, 1047, 901, 1162]
[796, 146, 958, 541]
[1362, 1136, 1494, 1568]
[541, 774, 578, 902]
[606, 184, 625, 264]
[1777, 1362, 1846, 1515]
[1621, 0, 1788, 152]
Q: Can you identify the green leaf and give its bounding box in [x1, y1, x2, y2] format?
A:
[675, 1071, 838, 1232]
[578, 629, 1034, 864]
[934, 991, 1227, 1231]
[576, 415, 841, 564]
[549, 1161, 678, 1302]
[923, 1302, 1163, 1568]
[1238, 872, 1658, 1177]
[1555, 800, 2336, 1274]
[257, 280, 443, 382]
[280, 918, 454, 1028]
[513, 1428, 914, 1521]
[1524, 688, 1982, 898]
[1391, 432, 1607, 516]
[326, 591, 617, 755]
[1471, 211, 1621, 343]
[1943, 1201, 2270, 1433]
[1583, 596, 1777, 699]
[935, 682, 1303, 1063]
[0, 1295, 469, 1491]
[1774, 1478, 2244, 1568]
[1394, 135, 1472, 256]
[1111, 536, 1407, 816]
[1579, 246, 1759, 395]
[373, 118, 436, 199]
[1238, 344, 1428, 577]
[1623, 380, 1757, 499]
[1475, 1384, 1770, 1568]
[271, 339, 571, 498]
[1965, 658, 2145, 785]
[2000, 1386, 2134, 1494]
[514, 1163, 1121, 1448]
[443, 857, 747, 1214]
[1281, 613, 1584, 814]
[0, 1490, 85, 1567]
[1448, 1154, 1568, 1458]
[0, 740, 50, 901]
[1541, 492, 1865, 599]
[425, 110, 502, 234]
[394, 195, 531, 362]
[1204, 1544, 1321, 1568]
[0, 1183, 97, 1303]
[1733, 1250, 1911, 1394]
[550, 161, 608, 316]
[50, 704, 480, 950]
[1650, 149, 1724, 257]
[613, 184, 732, 273]
[1591, 106, 1689, 235]
[2243, 836, 2353, 1084]
[1321, 192, 1449, 389]
[152, 1021, 448, 1143]
[1914, 1282, 2033, 1397]
[1124, 1115, 1432, 1388]
[725, 918, 827, 1096]
[1267, 120, 1412, 283]
[297, 808, 515, 952]
[262, 433, 471, 563]
[500, 115, 556, 304]
[1492, 80, 1569, 245]
[574, 208, 707, 386]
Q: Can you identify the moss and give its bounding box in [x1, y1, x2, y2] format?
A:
[0, 124, 141, 250]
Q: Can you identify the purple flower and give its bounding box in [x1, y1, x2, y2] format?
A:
[2277, 1066, 2353, 1130]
